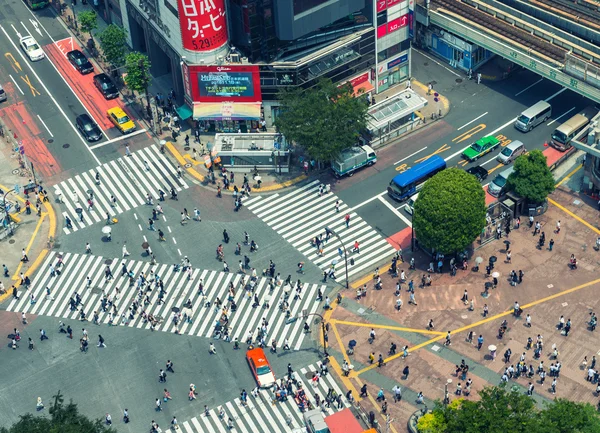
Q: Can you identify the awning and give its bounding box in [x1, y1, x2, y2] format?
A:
[353, 81, 374, 97]
[193, 102, 262, 121]
[176, 104, 193, 121]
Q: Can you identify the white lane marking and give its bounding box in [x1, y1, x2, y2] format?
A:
[378, 195, 412, 227]
[457, 112, 488, 130]
[0, 25, 102, 166]
[9, 74, 24, 95]
[481, 154, 500, 167]
[351, 190, 387, 210]
[445, 87, 568, 162]
[394, 146, 428, 165]
[88, 129, 148, 149]
[10, 24, 22, 39]
[28, 19, 42, 36]
[515, 78, 544, 96]
[413, 48, 461, 77]
[546, 106, 576, 127]
[36, 114, 54, 137]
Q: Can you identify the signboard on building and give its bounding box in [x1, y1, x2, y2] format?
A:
[177, 0, 228, 52]
[388, 53, 408, 70]
[186, 65, 262, 103]
[181, 61, 193, 103]
[408, 0, 415, 39]
[377, 14, 409, 38]
[377, 0, 403, 13]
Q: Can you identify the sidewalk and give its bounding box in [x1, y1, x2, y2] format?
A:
[0, 120, 56, 304]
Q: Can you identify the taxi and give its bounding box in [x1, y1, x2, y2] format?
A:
[107, 107, 136, 134]
[246, 347, 275, 388]
[462, 136, 500, 162]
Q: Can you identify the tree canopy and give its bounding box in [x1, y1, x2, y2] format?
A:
[98, 24, 128, 67]
[0, 391, 116, 433]
[507, 149, 555, 204]
[78, 10, 98, 38]
[412, 167, 486, 255]
[124, 52, 151, 94]
[417, 386, 600, 433]
[273, 78, 369, 161]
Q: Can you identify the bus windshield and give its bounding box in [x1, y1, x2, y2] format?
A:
[551, 130, 568, 144]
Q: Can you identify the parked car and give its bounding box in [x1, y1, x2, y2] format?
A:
[67, 50, 94, 74]
[466, 165, 489, 182]
[93, 73, 119, 99]
[20, 36, 45, 61]
[76, 114, 102, 142]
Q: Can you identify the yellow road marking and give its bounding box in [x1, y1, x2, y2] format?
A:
[452, 124, 486, 143]
[5, 53, 22, 72]
[21, 74, 40, 96]
[414, 144, 451, 164]
[351, 263, 392, 289]
[183, 154, 202, 166]
[354, 376, 399, 433]
[166, 141, 205, 182]
[257, 174, 307, 191]
[12, 212, 47, 280]
[331, 319, 446, 336]
[486, 163, 505, 175]
[555, 164, 582, 187]
[548, 198, 600, 235]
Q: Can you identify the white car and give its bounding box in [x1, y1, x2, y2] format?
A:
[20, 36, 45, 61]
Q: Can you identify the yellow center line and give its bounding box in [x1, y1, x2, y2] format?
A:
[548, 198, 600, 235]
[331, 319, 446, 336]
[555, 164, 582, 187]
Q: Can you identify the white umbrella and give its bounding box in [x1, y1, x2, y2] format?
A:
[492, 271, 500, 278]
[102, 226, 112, 234]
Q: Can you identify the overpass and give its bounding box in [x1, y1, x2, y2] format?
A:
[415, 0, 600, 104]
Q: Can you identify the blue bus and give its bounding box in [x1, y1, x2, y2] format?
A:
[387, 155, 446, 201]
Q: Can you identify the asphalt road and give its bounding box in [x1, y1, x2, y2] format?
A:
[331, 51, 591, 244]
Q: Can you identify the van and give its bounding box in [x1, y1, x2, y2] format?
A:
[549, 106, 598, 151]
[514, 101, 551, 132]
[405, 193, 419, 215]
[497, 140, 525, 164]
[0, 84, 6, 102]
[488, 166, 515, 197]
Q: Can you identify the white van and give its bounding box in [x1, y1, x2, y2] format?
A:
[405, 193, 419, 215]
[497, 140, 525, 164]
[514, 101, 551, 132]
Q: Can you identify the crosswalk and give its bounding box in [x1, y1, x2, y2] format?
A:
[8, 252, 324, 350]
[244, 181, 396, 282]
[164, 362, 351, 433]
[52, 145, 189, 234]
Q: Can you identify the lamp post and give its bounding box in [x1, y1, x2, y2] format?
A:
[444, 378, 452, 405]
[2, 188, 17, 234]
[325, 226, 349, 289]
[304, 312, 329, 358]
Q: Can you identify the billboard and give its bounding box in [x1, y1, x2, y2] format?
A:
[187, 65, 262, 103]
[177, 0, 228, 52]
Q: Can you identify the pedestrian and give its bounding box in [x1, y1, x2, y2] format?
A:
[21, 249, 29, 262]
[122, 243, 130, 257]
[392, 385, 402, 402]
[105, 413, 112, 425]
[166, 360, 174, 373]
[123, 408, 129, 423]
[85, 242, 91, 254]
[445, 331, 451, 346]
[344, 213, 350, 228]
[36, 397, 44, 411]
[171, 416, 179, 429]
[97, 335, 106, 348]
[159, 369, 167, 383]
[477, 334, 484, 350]
[209, 342, 216, 354]
[555, 220, 561, 234]
[549, 239, 554, 251]
[156, 398, 162, 411]
[40, 329, 48, 341]
[125, 145, 131, 157]
[403, 365, 410, 378]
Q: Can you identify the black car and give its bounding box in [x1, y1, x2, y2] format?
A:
[76, 114, 102, 142]
[67, 50, 94, 74]
[466, 165, 489, 182]
[93, 73, 119, 99]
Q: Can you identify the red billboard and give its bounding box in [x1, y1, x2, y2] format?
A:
[186, 65, 262, 103]
[177, 0, 228, 52]
[378, 14, 409, 38]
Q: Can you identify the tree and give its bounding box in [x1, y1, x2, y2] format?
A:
[78, 10, 98, 41]
[536, 399, 600, 433]
[0, 391, 116, 433]
[412, 167, 486, 255]
[124, 52, 151, 94]
[274, 78, 369, 161]
[507, 149, 555, 204]
[98, 24, 128, 67]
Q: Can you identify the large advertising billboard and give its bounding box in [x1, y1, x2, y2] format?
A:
[177, 0, 228, 52]
[186, 65, 262, 103]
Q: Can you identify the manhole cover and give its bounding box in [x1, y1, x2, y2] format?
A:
[12, 169, 20, 175]
[9, 239, 15, 244]
[63, 143, 70, 148]
[424, 62, 429, 66]
[184, 146, 191, 152]
[91, 287, 103, 295]
[455, 78, 463, 83]
[184, 163, 192, 168]
[304, 371, 314, 380]
[48, 139, 54, 144]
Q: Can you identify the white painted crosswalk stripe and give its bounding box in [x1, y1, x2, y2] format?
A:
[163, 362, 348, 433]
[8, 252, 323, 350]
[247, 182, 396, 281]
[53, 145, 189, 234]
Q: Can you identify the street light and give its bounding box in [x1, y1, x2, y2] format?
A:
[304, 312, 329, 358]
[2, 188, 17, 235]
[444, 378, 452, 405]
[325, 226, 349, 289]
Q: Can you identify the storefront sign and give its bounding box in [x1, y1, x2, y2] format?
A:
[387, 53, 408, 70]
[177, 0, 228, 52]
[276, 72, 296, 86]
[387, 14, 408, 34]
[377, 0, 402, 13]
[349, 72, 370, 87]
[377, 23, 388, 39]
[181, 61, 193, 102]
[186, 65, 262, 103]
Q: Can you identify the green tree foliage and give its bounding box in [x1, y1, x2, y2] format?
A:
[78, 10, 98, 39]
[98, 24, 128, 67]
[418, 387, 600, 433]
[412, 167, 486, 255]
[507, 149, 555, 204]
[124, 52, 151, 94]
[0, 391, 116, 433]
[274, 78, 369, 161]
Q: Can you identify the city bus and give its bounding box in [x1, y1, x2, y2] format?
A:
[22, 0, 48, 10]
[549, 106, 598, 151]
[387, 155, 446, 201]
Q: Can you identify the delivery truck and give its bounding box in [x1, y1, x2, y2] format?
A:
[331, 145, 376, 177]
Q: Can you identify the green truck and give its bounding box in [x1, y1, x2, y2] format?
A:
[462, 136, 500, 162]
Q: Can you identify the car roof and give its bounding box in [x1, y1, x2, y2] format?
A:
[246, 348, 269, 366]
[108, 107, 126, 115]
[67, 50, 85, 57]
[76, 113, 93, 123]
[94, 73, 110, 82]
[20, 36, 35, 43]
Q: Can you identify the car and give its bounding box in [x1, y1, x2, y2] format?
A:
[67, 50, 94, 74]
[0, 84, 7, 102]
[93, 73, 119, 99]
[107, 107, 136, 134]
[20, 36, 45, 61]
[76, 114, 102, 142]
[466, 165, 488, 182]
[462, 136, 500, 162]
[246, 347, 275, 388]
